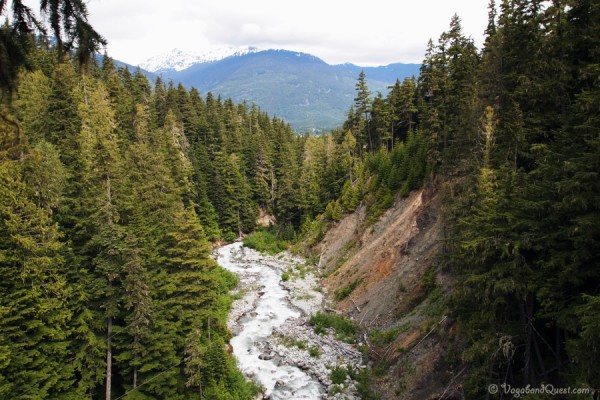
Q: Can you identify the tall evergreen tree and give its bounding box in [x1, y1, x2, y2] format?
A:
[353, 71, 372, 153]
[72, 78, 127, 399]
[0, 137, 73, 399]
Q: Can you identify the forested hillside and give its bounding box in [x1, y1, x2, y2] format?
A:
[1, 37, 262, 400]
[302, 0, 600, 396]
[438, 1, 600, 395]
[1, 0, 599, 399]
[1, 11, 425, 397]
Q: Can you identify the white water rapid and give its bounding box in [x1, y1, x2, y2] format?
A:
[217, 242, 324, 399]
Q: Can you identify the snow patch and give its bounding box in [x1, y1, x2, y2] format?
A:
[140, 46, 259, 72]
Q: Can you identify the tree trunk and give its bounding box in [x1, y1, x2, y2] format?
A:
[366, 116, 373, 153]
[520, 293, 536, 386]
[106, 314, 112, 400]
[105, 174, 113, 400]
[270, 170, 276, 211]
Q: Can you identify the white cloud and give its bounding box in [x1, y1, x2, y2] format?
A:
[84, 0, 489, 66]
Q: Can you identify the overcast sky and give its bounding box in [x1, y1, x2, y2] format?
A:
[83, 0, 488, 66]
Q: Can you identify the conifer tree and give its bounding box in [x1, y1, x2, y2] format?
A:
[272, 126, 302, 226]
[151, 77, 168, 127]
[45, 63, 81, 167]
[299, 136, 327, 217]
[118, 234, 152, 390]
[74, 78, 126, 399]
[0, 149, 73, 399]
[100, 54, 136, 144]
[20, 140, 67, 211]
[13, 70, 51, 144]
[387, 77, 418, 146]
[138, 203, 222, 396]
[162, 110, 194, 199]
[353, 71, 372, 153]
[370, 93, 391, 151]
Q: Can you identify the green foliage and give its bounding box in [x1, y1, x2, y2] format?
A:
[346, 365, 380, 400]
[299, 216, 327, 249]
[330, 366, 348, 385]
[309, 312, 357, 343]
[365, 186, 394, 225]
[280, 336, 307, 350]
[358, 130, 427, 223]
[324, 199, 344, 222]
[243, 229, 288, 255]
[184, 332, 258, 400]
[424, 287, 446, 317]
[0, 0, 104, 94]
[223, 231, 237, 242]
[308, 346, 322, 358]
[568, 296, 600, 387]
[368, 325, 409, 347]
[14, 70, 52, 143]
[0, 157, 73, 398]
[340, 177, 362, 212]
[328, 365, 379, 400]
[334, 280, 359, 301]
[1, 47, 284, 398]
[440, 2, 600, 393]
[21, 140, 68, 210]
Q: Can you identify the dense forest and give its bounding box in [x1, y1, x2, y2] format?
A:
[1, 0, 599, 399]
[421, 1, 600, 395]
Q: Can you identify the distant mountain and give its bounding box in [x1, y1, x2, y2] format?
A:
[139, 48, 421, 132]
[140, 46, 259, 73]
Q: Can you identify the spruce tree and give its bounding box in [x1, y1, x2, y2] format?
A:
[13, 70, 51, 144]
[74, 78, 126, 399]
[353, 71, 372, 153]
[0, 150, 73, 399]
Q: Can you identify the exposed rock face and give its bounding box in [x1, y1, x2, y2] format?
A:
[316, 183, 457, 400]
[256, 207, 277, 227]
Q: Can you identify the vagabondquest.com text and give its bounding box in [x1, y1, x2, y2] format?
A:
[488, 383, 594, 398]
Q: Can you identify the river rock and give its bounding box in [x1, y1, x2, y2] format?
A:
[218, 242, 364, 400]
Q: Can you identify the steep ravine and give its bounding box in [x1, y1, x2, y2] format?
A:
[316, 182, 458, 399]
[217, 243, 365, 400]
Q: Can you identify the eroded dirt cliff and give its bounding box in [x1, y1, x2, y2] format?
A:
[316, 182, 461, 400]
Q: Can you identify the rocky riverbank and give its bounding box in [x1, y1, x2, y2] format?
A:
[217, 243, 365, 399]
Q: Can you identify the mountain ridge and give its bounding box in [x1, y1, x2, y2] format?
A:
[140, 46, 260, 73]
[141, 46, 413, 73]
[140, 48, 420, 132]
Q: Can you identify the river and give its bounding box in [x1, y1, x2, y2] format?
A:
[216, 242, 363, 400]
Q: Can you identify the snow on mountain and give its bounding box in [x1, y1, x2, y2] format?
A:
[140, 46, 259, 72]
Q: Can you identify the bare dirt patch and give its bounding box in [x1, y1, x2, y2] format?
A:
[316, 181, 459, 399]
